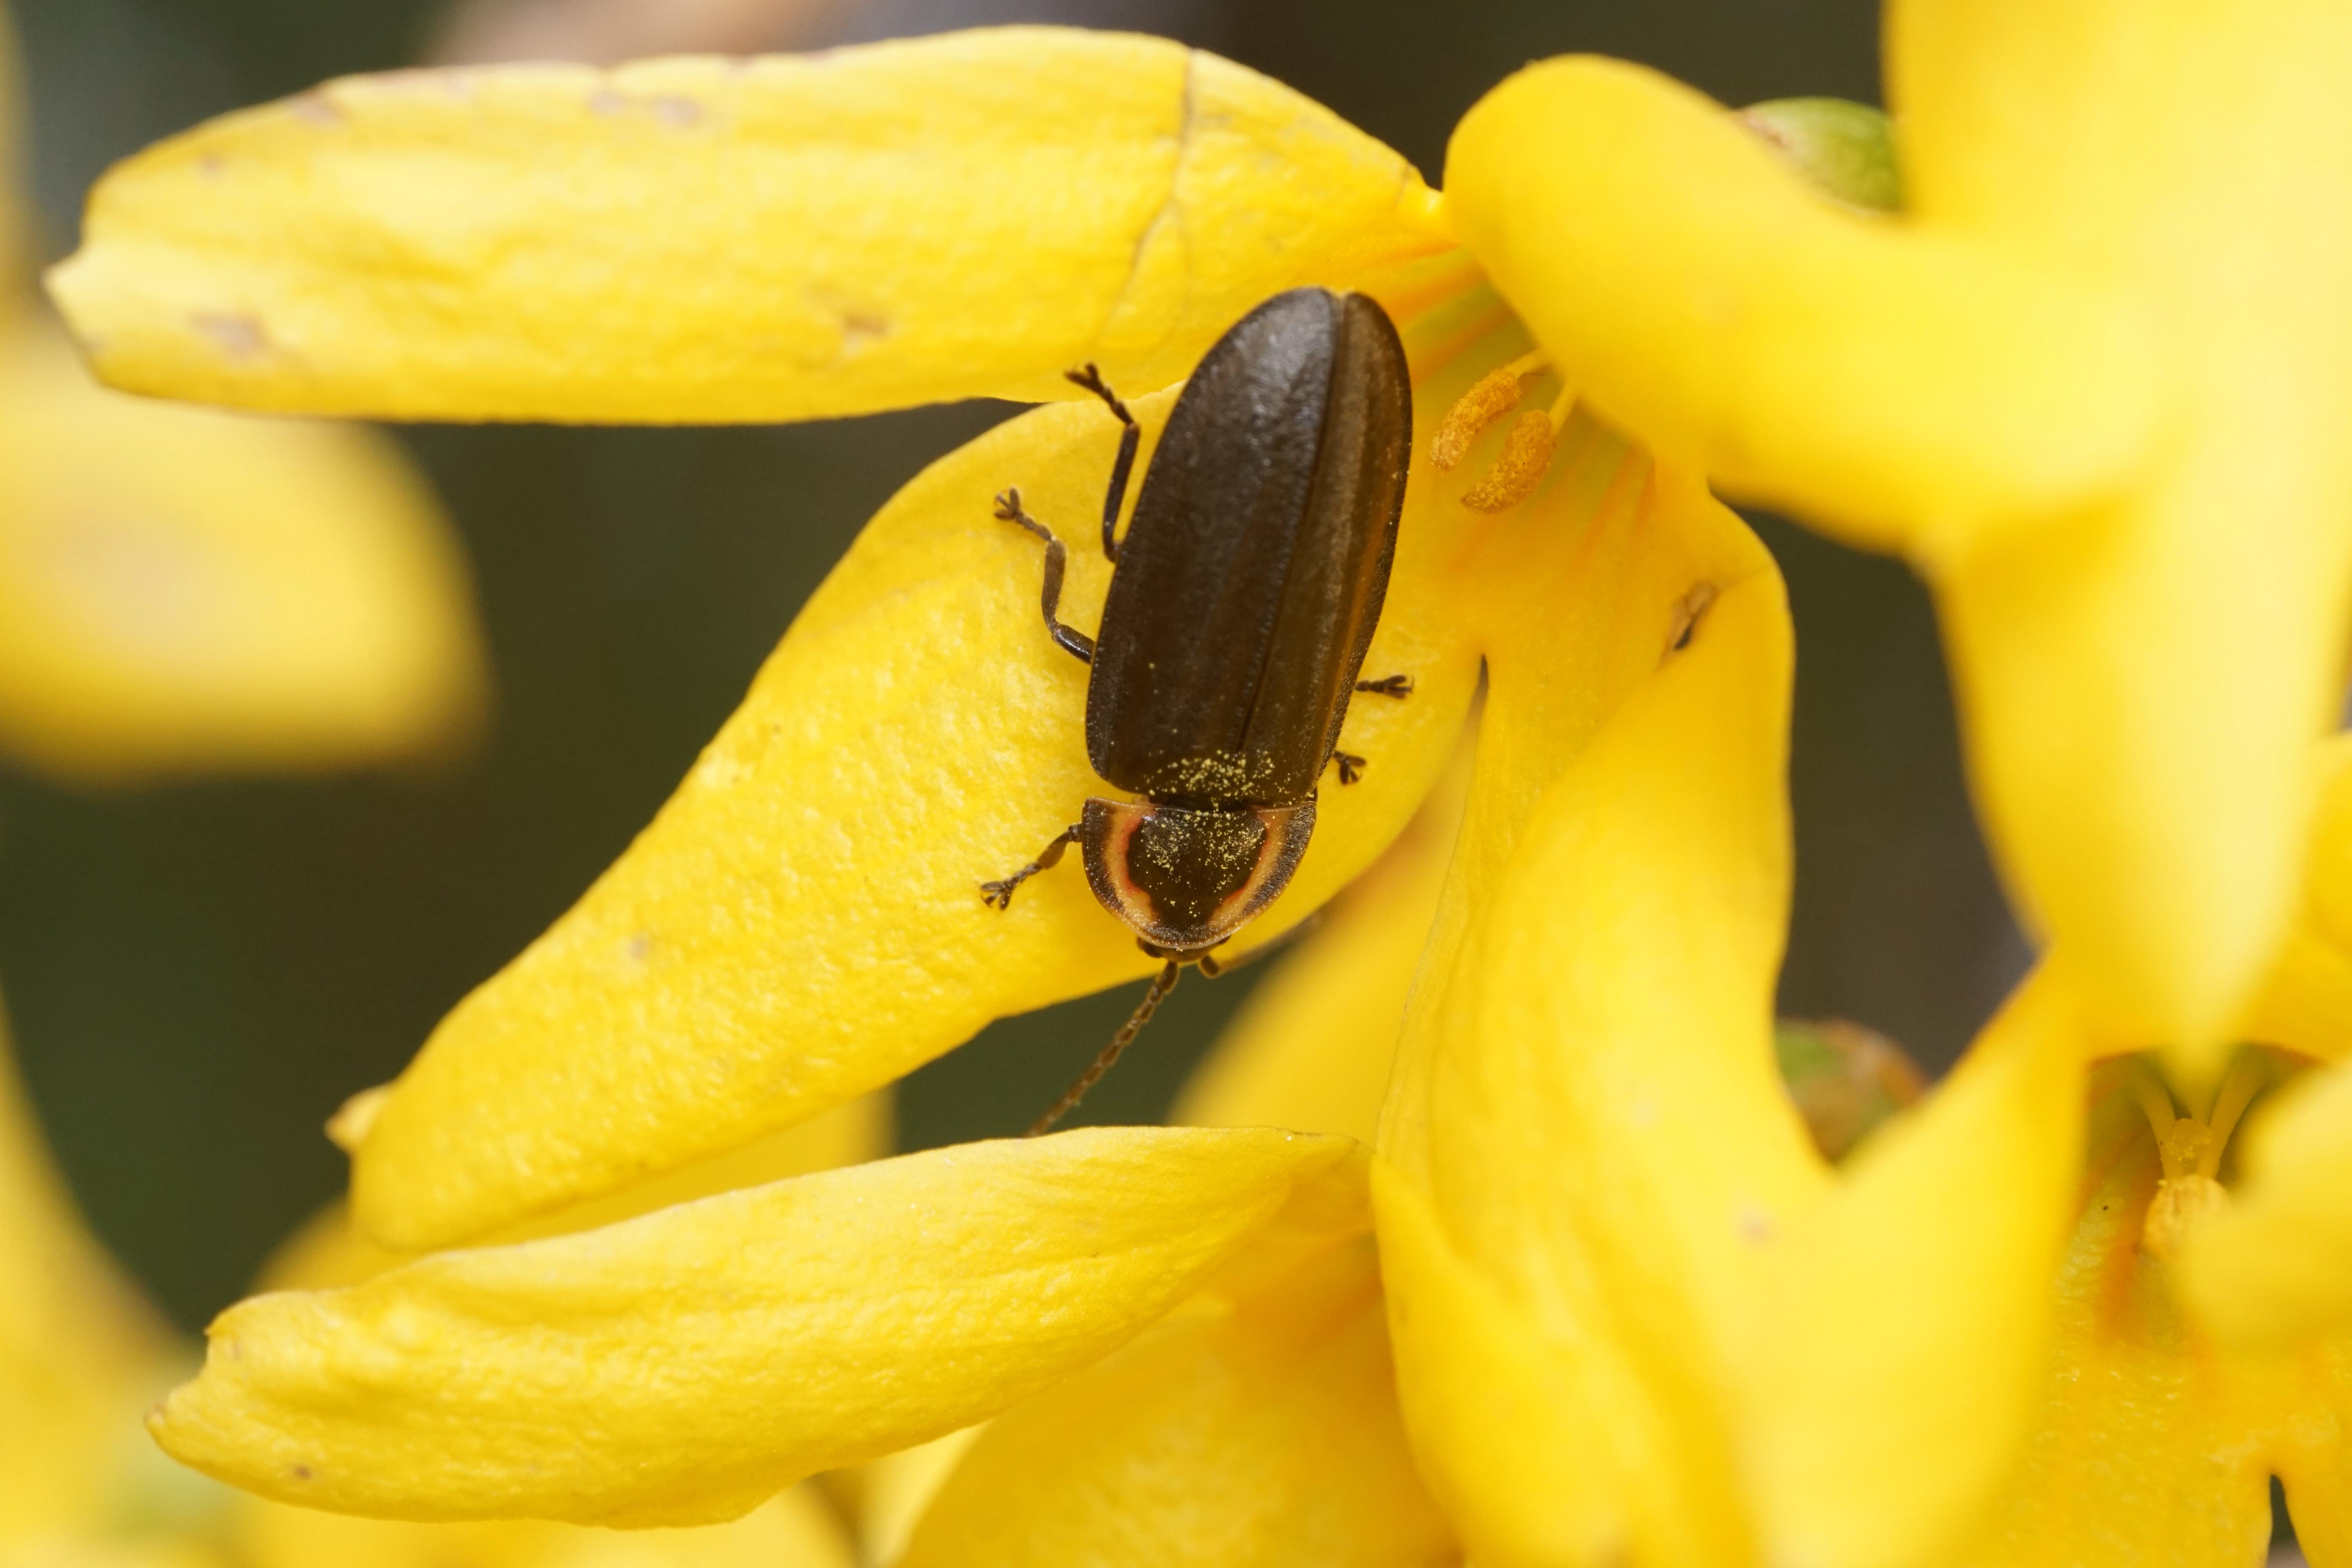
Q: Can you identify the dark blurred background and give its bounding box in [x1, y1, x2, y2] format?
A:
[6, 0, 2024, 1332]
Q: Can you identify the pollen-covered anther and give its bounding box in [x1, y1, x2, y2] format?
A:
[1461, 408, 1564, 513]
[1430, 350, 1546, 470]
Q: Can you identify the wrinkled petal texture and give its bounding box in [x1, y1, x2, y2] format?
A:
[153, 1127, 1366, 1525]
[898, 1236, 1455, 1568]
[50, 29, 1446, 423]
[348, 322, 1484, 1250]
[1372, 443, 2081, 1566]
[0, 320, 485, 783]
[1966, 1064, 2352, 1568]
[236, 1487, 855, 1568]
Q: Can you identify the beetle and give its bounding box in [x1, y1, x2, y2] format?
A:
[978, 286, 1414, 1132]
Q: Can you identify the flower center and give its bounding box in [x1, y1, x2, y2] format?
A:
[1428, 348, 1574, 512]
[2133, 1049, 2269, 1261]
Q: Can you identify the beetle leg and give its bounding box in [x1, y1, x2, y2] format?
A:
[1066, 363, 1140, 563]
[1329, 751, 1367, 786]
[1354, 673, 1414, 698]
[980, 824, 1082, 909]
[991, 488, 1097, 664]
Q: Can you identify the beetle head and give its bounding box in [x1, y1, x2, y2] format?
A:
[1078, 795, 1315, 955]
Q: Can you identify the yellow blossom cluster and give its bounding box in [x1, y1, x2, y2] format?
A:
[21, 5, 2352, 1566]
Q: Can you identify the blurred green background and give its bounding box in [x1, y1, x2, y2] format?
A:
[4, 0, 2023, 1332]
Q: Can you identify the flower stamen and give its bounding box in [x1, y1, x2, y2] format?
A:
[2136, 1050, 2270, 1259]
[1429, 348, 1547, 470]
[1432, 350, 1574, 513]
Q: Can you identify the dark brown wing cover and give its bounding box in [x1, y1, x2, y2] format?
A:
[1084, 288, 1411, 805]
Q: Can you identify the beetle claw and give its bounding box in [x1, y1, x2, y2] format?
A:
[1332, 751, 1366, 786]
[1354, 673, 1413, 698]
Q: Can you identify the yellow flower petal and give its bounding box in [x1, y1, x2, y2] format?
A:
[1374, 435, 1786, 1566]
[898, 1236, 1453, 1567]
[1955, 1066, 2278, 1568]
[237, 1487, 855, 1568]
[49, 30, 1445, 423]
[348, 376, 1480, 1252]
[260, 1092, 891, 1295]
[0, 1004, 174, 1538]
[1450, 19, 2352, 1055]
[153, 1127, 1365, 1525]
[2179, 1059, 2352, 1352]
[1376, 485, 2082, 1564]
[1746, 969, 2082, 1568]
[0, 319, 485, 783]
[843, 1429, 979, 1568]
[1380, 580, 1806, 1566]
[2245, 734, 2352, 1061]
[1886, 1, 2352, 1055]
[1174, 739, 1470, 1143]
[1936, 483, 2336, 1060]
[1440, 56, 2161, 553]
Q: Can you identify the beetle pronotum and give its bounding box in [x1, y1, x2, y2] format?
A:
[981, 287, 1414, 1133]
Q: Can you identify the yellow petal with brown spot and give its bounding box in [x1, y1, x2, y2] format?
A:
[49, 29, 1446, 423]
[897, 1236, 1454, 1567]
[153, 1127, 1365, 1525]
[347, 380, 1477, 1252]
[0, 319, 484, 783]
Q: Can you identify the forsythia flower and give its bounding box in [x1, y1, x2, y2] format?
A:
[1439, 0, 2352, 1060]
[37, 25, 2165, 1567]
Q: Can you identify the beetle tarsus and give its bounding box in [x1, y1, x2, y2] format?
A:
[981, 825, 1080, 909]
[1354, 673, 1413, 697]
[991, 488, 1097, 664]
[1331, 751, 1367, 786]
[1066, 363, 1140, 562]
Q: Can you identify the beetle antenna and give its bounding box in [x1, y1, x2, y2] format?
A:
[1025, 960, 1182, 1137]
